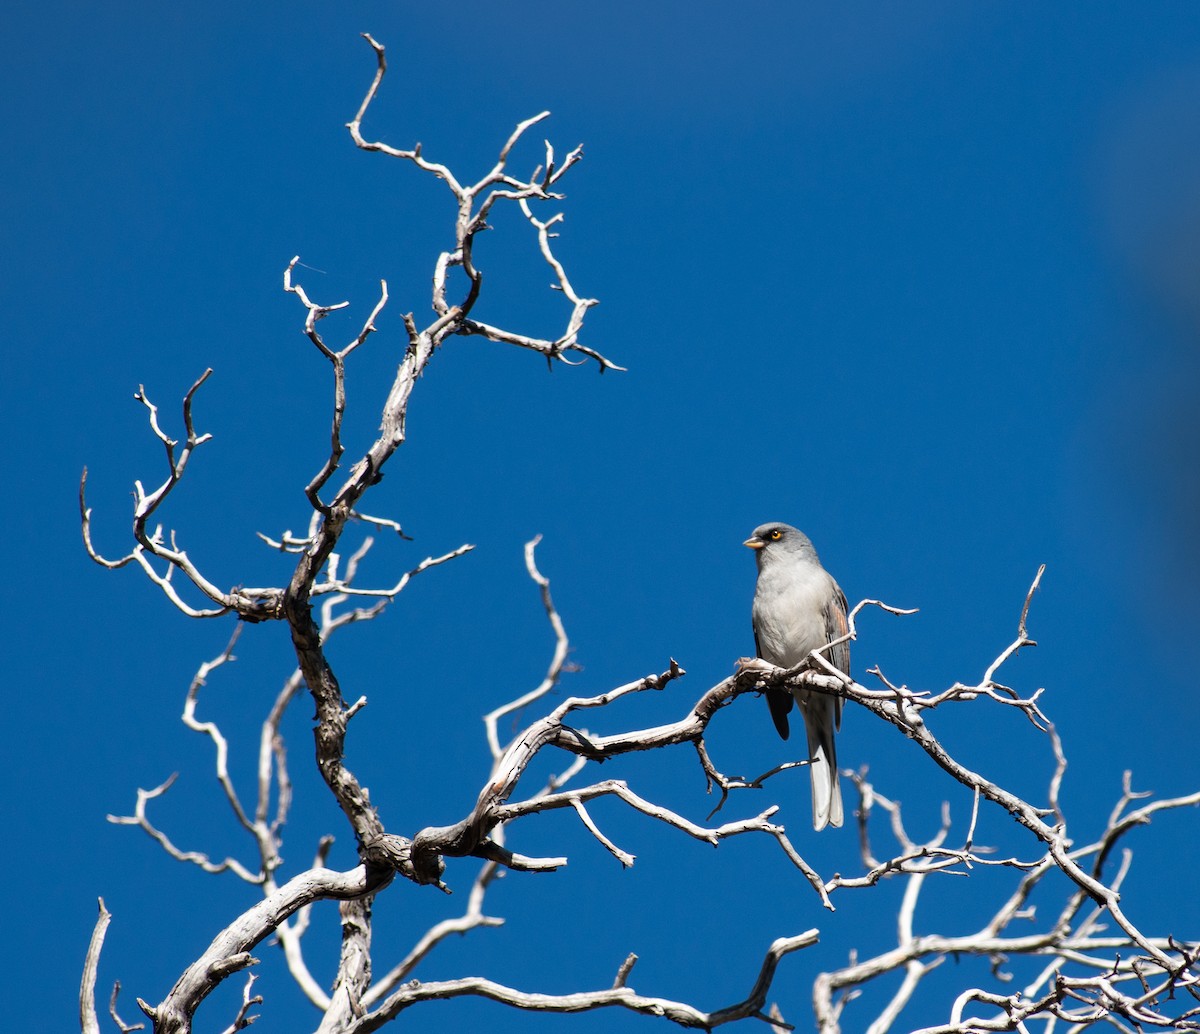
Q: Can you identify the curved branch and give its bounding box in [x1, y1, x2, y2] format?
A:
[80, 898, 112, 1034]
[142, 866, 388, 1034]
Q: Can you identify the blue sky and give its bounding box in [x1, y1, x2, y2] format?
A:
[6, 3, 1200, 1031]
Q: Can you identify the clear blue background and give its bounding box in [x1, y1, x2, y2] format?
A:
[6, 3, 1200, 1031]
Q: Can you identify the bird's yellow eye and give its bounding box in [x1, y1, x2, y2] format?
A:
[769, 529, 782, 540]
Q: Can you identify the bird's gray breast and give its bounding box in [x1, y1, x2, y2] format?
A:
[752, 564, 833, 668]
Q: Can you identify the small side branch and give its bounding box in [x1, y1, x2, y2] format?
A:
[483, 535, 571, 758]
[219, 974, 262, 1034]
[108, 774, 263, 884]
[79, 372, 283, 621]
[283, 259, 389, 512]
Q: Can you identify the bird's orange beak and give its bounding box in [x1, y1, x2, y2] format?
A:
[744, 536, 765, 550]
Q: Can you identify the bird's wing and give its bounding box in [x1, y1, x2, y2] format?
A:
[755, 618, 793, 740]
[824, 580, 851, 732]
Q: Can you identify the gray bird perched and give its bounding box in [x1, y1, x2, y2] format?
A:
[745, 522, 850, 831]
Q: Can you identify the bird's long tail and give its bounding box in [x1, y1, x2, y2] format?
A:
[804, 696, 843, 831]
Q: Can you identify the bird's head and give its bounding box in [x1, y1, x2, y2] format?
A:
[744, 522, 818, 565]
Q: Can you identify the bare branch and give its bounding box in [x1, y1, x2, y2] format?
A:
[348, 509, 412, 540]
[313, 542, 474, 599]
[217, 974, 262, 1034]
[458, 316, 624, 373]
[108, 775, 263, 884]
[79, 375, 282, 622]
[80, 898, 112, 1034]
[351, 932, 820, 1032]
[483, 535, 571, 758]
[570, 796, 636, 866]
[344, 33, 619, 372]
[345, 34, 465, 196]
[143, 866, 387, 1034]
[181, 626, 254, 833]
[317, 897, 374, 1033]
[981, 563, 1045, 686]
[364, 856, 505, 1006]
[284, 259, 390, 513]
[108, 982, 145, 1034]
[613, 954, 639, 989]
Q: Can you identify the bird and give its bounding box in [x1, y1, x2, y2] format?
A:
[745, 522, 850, 830]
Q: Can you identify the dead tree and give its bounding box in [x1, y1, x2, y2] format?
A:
[79, 33, 1200, 1034]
